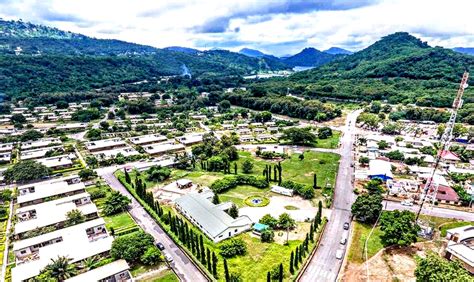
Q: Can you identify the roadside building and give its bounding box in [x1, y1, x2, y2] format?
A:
[176, 179, 193, 189]
[177, 134, 203, 146]
[92, 146, 139, 159]
[65, 259, 132, 282]
[440, 150, 461, 165]
[368, 159, 393, 181]
[20, 146, 63, 161]
[85, 138, 127, 153]
[143, 142, 185, 156]
[175, 193, 252, 242]
[11, 218, 113, 282]
[21, 137, 61, 150]
[37, 154, 74, 170]
[128, 134, 167, 146]
[444, 225, 474, 273]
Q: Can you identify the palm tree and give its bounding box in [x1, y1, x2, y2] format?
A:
[42, 256, 77, 280]
[80, 255, 98, 271]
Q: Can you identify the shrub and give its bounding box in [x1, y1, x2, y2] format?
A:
[140, 246, 162, 265]
[219, 239, 247, 258]
[261, 229, 274, 243]
[211, 175, 268, 193]
[90, 190, 107, 200]
[280, 180, 315, 199]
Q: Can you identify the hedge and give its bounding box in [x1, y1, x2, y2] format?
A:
[280, 180, 315, 199]
[210, 175, 268, 193]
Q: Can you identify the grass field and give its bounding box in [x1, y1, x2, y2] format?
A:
[235, 151, 340, 188]
[315, 131, 341, 149]
[347, 222, 384, 264]
[220, 185, 271, 207]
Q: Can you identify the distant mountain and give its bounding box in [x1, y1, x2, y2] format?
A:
[164, 46, 200, 54]
[323, 47, 352, 55]
[452, 47, 474, 56]
[0, 19, 290, 98]
[282, 47, 336, 67]
[239, 48, 266, 57]
[292, 32, 474, 82]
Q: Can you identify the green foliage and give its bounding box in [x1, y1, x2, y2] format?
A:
[351, 194, 383, 224]
[228, 204, 239, 219]
[415, 252, 473, 282]
[379, 210, 420, 247]
[110, 231, 157, 264]
[260, 229, 275, 243]
[4, 160, 51, 183]
[283, 47, 336, 67]
[280, 127, 317, 145]
[103, 191, 131, 216]
[317, 126, 333, 139]
[39, 256, 77, 280]
[242, 159, 254, 174]
[85, 128, 102, 140]
[19, 130, 44, 142]
[210, 175, 268, 193]
[278, 213, 296, 230]
[259, 214, 278, 228]
[359, 156, 370, 165]
[65, 209, 86, 226]
[280, 180, 315, 199]
[0, 189, 12, 202]
[72, 108, 101, 122]
[385, 150, 404, 161]
[78, 168, 97, 181]
[146, 165, 171, 182]
[357, 113, 380, 129]
[140, 246, 163, 265]
[219, 238, 247, 258]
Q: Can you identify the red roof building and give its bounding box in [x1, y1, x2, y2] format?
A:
[440, 150, 461, 162]
[422, 183, 460, 204]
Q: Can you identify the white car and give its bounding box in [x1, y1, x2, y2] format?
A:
[401, 200, 414, 206]
[165, 254, 173, 262]
[335, 249, 344, 260]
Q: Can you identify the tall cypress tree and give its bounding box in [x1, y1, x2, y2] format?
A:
[200, 235, 206, 264]
[212, 252, 218, 277]
[190, 231, 196, 254]
[294, 246, 299, 268]
[124, 169, 131, 184]
[313, 173, 318, 189]
[274, 165, 278, 181]
[278, 263, 283, 282]
[309, 224, 314, 242]
[267, 272, 270, 282]
[298, 244, 303, 263]
[206, 248, 212, 272]
[224, 259, 230, 282]
[290, 251, 295, 274]
[195, 234, 201, 260]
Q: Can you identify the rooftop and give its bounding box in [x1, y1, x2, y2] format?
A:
[143, 142, 184, 155]
[21, 138, 61, 150]
[128, 134, 167, 145]
[17, 176, 84, 205]
[64, 259, 131, 282]
[85, 138, 126, 151]
[20, 145, 62, 160]
[92, 146, 139, 159]
[37, 154, 74, 168]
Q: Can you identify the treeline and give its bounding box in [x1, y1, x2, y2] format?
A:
[226, 93, 342, 121]
[389, 106, 450, 123]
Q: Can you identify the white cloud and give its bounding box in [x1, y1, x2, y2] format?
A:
[0, 0, 473, 55]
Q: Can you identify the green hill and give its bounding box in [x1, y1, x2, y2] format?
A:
[0, 19, 289, 97]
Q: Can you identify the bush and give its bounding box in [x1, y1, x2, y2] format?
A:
[219, 238, 247, 258]
[261, 229, 274, 243]
[211, 175, 268, 193]
[259, 214, 278, 228]
[280, 180, 315, 199]
[110, 231, 156, 263]
[90, 190, 107, 200]
[140, 246, 162, 265]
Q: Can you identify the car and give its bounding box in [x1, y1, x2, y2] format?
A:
[335, 249, 344, 260]
[343, 222, 350, 230]
[156, 242, 165, 250]
[165, 253, 173, 262]
[340, 231, 349, 245]
[401, 200, 414, 206]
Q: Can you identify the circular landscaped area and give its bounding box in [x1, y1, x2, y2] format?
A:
[244, 195, 270, 207]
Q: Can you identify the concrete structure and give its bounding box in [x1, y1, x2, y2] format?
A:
[176, 179, 193, 189]
[445, 225, 474, 273]
[17, 175, 85, 207]
[21, 138, 61, 150]
[56, 123, 88, 132]
[368, 159, 393, 181]
[128, 134, 167, 145]
[92, 146, 139, 159]
[85, 138, 127, 152]
[15, 192, 97, 238]
[65, 259, 132, 282]
[0, 152, 11, 163]
[271, 185, 294, 196]
[175, 193, 252, 242]
[12, 218, 112, 282]
[143, 142, 185, 156]
[37, 154, 74, 170]
[177, 134, 203, 146]
[20, 146, 63, 160]
[0, 142, 14, 153]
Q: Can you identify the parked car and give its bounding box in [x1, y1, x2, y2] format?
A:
[401, 200, 414, 206]
[156, 242, 165, 250]
[340, 231, 349, 245]
[343, 222, 350, 230]
[165, 253, 173, 262]
[336, 249, 344, 260]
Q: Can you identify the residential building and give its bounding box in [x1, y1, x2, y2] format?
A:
[85, 138, 127, 153]
[21, 138, 61, 150]
[143, 142, 185, 156]
[14, 192, 97, 239]
[92, 146, 139, 159]
[65, 259, 132, 282]
[177, 134, 203, 146]
[56, 123, 88, 132]
[440, 150, 461, 165]
[0, 142, 14, 153]
[37, 154, 74, 170]
[17, 175, 85, 207]
[20, 146, 63, 160]
[0, 152, 11, 163]
[12, 218, 113, 282]
[175, 192, 252, 242]
[444, 225, 474, 273]
[368, 159, 393, 181]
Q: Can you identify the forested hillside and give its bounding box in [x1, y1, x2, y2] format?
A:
[282, 47, 337, 67]
[248, 32, 474, 124]
[0, 19, 289, 98]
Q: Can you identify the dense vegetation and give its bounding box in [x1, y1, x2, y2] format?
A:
[282, 48, 338, 67]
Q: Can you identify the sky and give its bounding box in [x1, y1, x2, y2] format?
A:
[0, 0, 473, 56]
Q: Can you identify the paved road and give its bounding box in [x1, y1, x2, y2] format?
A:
[384, 201, 474, 221]
[299, 110, 362, 282]
[99, 171, 208, 282]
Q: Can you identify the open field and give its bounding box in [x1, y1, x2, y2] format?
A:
[220, 185, 271, 207]
[347, 222, 384, 264]
[315, 130, 341, 149]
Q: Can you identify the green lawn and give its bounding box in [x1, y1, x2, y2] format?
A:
[347, 222, 384, 264]
[150, 270, 179, 282]
[315, 131, 341, 149]
[103, 212, 137, 234]
[220, 185, 271, 207]
[235, 150, 339, 188]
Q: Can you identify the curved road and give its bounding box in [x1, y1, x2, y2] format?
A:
[98, 167, 208, 282]
[299, 110, 361, 282]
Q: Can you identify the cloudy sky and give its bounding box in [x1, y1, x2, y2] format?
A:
[0, 0, 473, 56]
